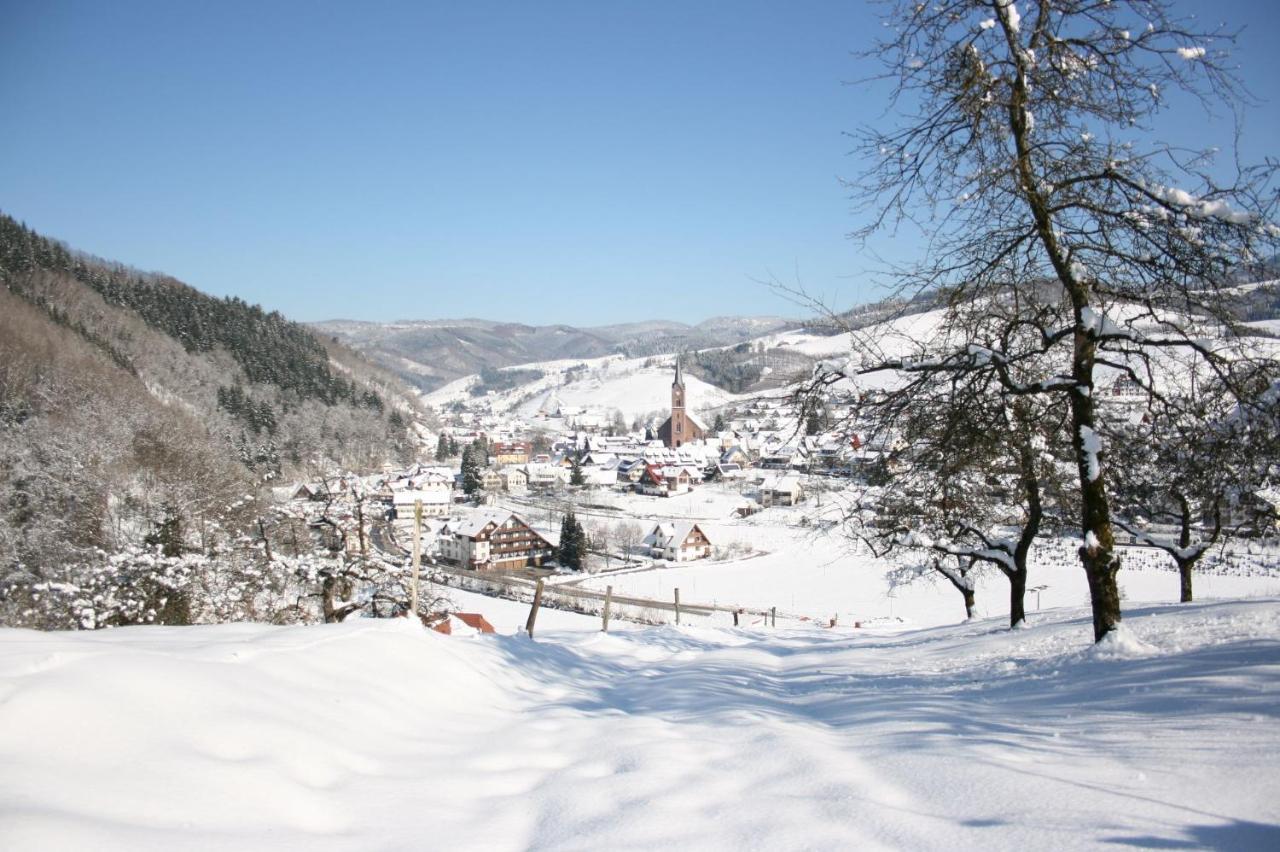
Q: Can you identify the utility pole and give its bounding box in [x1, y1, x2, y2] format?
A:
[410, 500, 422, 619]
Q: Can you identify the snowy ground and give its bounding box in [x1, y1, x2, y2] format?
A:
[2, 600, 1279, 850]
[498, 483, 1280, 630]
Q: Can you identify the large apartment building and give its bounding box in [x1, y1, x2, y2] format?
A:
[439, 511, 554, 571]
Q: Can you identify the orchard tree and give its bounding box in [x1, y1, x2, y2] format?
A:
[1110, 368, 1280, 601]
[815, 0, 1278, 641]
[844, 358, 1070, 626]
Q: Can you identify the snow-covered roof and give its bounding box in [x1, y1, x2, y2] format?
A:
[448, 511, 522, 539]
[393, 490, 451, 506]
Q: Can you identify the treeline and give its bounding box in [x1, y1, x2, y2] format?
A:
[470, 366, 543, 397]
[0, 214, 374, 409]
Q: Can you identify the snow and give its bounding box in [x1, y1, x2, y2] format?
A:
[1080, 424, 1102, 481]
[996, 0, 1020, 34]
[3, 599, 1279, 850]
[1176, 45, 1206, 61]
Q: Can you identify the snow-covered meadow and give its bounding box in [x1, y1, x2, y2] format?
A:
[2, 599, 1278, 850]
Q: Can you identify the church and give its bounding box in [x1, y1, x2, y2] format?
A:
[657, 358, 706, 448]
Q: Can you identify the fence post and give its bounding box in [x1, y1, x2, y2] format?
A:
[674, 588, 681, 626]
[602, 585, 613, 633]
[771, 606, 776, 628]
[525, 578, 545, 638]
[733, 609, 739, 627]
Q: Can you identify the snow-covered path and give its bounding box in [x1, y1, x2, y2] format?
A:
[2, 600, 1279, 850]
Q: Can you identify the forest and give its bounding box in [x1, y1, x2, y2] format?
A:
[0, 214, 428, 628]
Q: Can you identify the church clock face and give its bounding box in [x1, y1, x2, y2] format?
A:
[674, 391, 683, 407]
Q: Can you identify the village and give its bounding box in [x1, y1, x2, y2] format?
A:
[268, 351, 1276, 632]
[263, 350, 901, 624]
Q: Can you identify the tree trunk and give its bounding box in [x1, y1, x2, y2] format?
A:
[1176, 493, 1194, 604]
[1082, 549, 1123, 641]
[963, 587, 976, 620]
[1070, 347, 1123, 642]
[1009, 567, 1027, 627]
[1178, 558, 1194, 604]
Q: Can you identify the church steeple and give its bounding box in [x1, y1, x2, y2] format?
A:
[660, 354, 701, 448]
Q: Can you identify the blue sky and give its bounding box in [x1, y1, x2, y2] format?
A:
[2, 1, 1277, 326]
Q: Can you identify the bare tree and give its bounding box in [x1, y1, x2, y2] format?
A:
[814, 0, 1278, 641]
[1111, 368, 1280, 601]
[613, 520, 644, 562]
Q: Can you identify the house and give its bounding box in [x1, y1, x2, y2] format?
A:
[617, 457, 648, 484]
[715, 462, 747, 481]
[759, 443, 809, 470]
[636, 464, 693, 497]
[492, 441, 531, 465]
[498, 467, 528, 493]
[760, 473, 804, 507]
[720, 446, 752, 468]
[438, 511, 555, 571]
[643, 522, 713, 562]
[479, 468, 503, 492]
[393, 489, 452, 519]
[523, 462, 568, 489]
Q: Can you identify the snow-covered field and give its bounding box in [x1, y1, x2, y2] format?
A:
[506, 484, 1280, 629]
[2, 599, 1279, 850]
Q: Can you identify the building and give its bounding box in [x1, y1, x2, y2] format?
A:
[637, 464, 693, 497]
[657, 359, 706, 448]
[643, 522, 713, 562]
[479, 468, 503, 492]
[759, 473, 804, 507]
[392, 489, 452, 519]
[492, 441, 532, 465]
[438, 511, 555, 571]
[498, 467, 528, 493]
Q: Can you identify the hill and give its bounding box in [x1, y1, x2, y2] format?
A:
[314, 315, 796, 392]
[0, 213, 428, 578]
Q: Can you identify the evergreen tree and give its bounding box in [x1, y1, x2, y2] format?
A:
[569, 453, 585, 487]
[558, 508, 585, 571]
[460, 444, 483, 497]
[435, 433, 451, 460]
[713, 413, 726, 434]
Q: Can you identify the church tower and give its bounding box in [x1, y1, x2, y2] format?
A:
[658, 356, 702, 448]
[670, 357, 687, 447]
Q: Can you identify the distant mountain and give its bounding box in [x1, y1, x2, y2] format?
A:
[313, 315, 797, 392]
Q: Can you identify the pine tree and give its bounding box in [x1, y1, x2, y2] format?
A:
[569, 453, 585, 487]
[435, 433, 451, 460]
[460, 444, 483, 497]
[558, 508, 585, 571]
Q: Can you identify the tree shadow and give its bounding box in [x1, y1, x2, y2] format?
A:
[1103, 818, 1280, 850]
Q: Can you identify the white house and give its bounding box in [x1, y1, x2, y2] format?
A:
[759, 473, 804, 507]
[393, 489, 452, 519]
[643, 522, 713, 562]
[499, 467, 528, 493]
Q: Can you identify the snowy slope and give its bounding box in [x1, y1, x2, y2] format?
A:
[2, 601, 1279, 850]
[425, 352, 745, 422]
